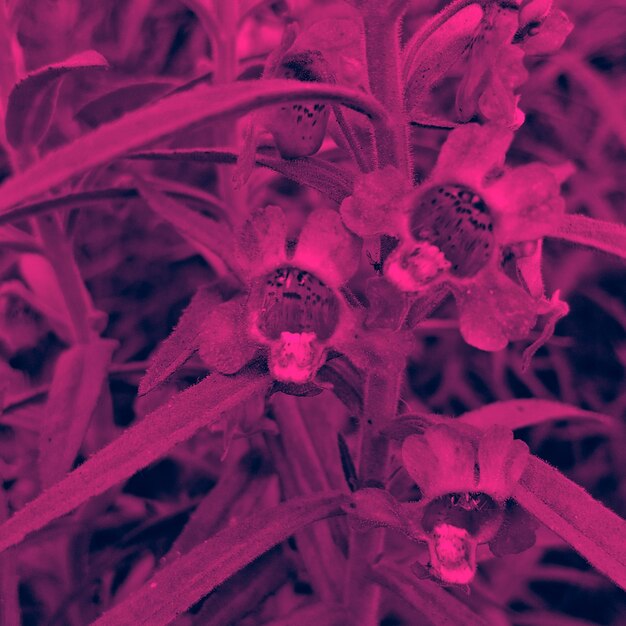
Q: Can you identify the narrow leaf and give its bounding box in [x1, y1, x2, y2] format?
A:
[138, 286, 221, 396]
[39, 338, 117, 488]
[514, 456, 626, 590]
[458, 399, 614, 430]
[0, 372, 269, 554]
[91, 492, 348, 626]
[263, 603, 348, 626]
[128, 148, 354, 204]
[6, 50, 109, 148]
[134, 177, 234, 275]
[0, 80, 385, 214]
[547, 214, 626, 260]
[371, 562, 489, 626]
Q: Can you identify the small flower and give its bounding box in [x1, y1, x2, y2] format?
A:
[401, 424, 529, 583]
[198, 206, 361, 384]
[341, 123, 567, 352]
[262, 49, 333, 159]
[455, 2, 529, 128]
[513, 0, 573, 56]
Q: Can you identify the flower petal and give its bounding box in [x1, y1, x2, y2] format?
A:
[424, 425, 477, 494]
[339, 167, 408, 238]
[431, 124, 514, 190]
[478, 426, 529, 500]
[293, 208, 361, 286]
[484, 163, 565, 244]
[198, 299, 259, 374]
[401, 434, 440, 497]
[235, 205, 287, 277]
[454, 271, 538, 351]
[520, 10, 573, 56]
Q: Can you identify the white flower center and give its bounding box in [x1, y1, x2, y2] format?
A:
[269, 331, 326, 384]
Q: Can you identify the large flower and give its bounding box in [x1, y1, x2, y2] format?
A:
[401, 424, 529, 584]
[340, 123, 568, 352]
[198, 205, 361, 384]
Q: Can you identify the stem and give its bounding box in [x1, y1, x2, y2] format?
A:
[344, 365, 404, 626]
[362, 12, 410, 175]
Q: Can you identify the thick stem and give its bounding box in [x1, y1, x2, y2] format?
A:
[362, 12, 410, 176]
[344, 366, 404, 626]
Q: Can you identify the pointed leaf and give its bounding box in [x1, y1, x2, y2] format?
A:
[0, 372, 269, 554]
[459, 399, 614, 430]
[139, 286, 221, 396]
[91, 492, 348, 626]
[514, 456, 626, 590]
[0, 79, 386, 214]
[39, 338, 117, 488]
[371, 562, 489, 626]
[547, 214, 626, 260]
[6, 50, 109, 148]
[134, 177, 234, 274]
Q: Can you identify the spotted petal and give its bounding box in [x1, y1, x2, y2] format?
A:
[293, 208, 361, 286]
[477, 426, 529, 500]
[235, 205, 287, 278]
[198, 299, 259, 374]
[485, 163, 565, 244]
[430, 124, 514, 190]
[454, 271, 538, 351]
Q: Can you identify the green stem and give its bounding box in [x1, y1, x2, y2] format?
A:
[362, 12, 410, 176]
[344, 366, 404, 626]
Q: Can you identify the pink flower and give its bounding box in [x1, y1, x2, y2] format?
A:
[198, 206, 360, 384]
[455, 2, 529, 128]
[514, 0, 574, 56]
[401, 424, 529, 584]
[341, 123, 567, 352]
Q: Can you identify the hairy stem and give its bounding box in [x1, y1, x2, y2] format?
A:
[362, 12, 410, 175]
[344, 366, 404, 626]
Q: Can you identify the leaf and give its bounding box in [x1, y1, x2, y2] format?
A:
[0, 188, 138, 227]
[0, 79, 385, 214]
[128, 148, 354, 204]
[138, 286, 221, 396]
[91, 492, 348, 626]
[76, 80, 176, 128]
[370, 562, 489, 626]
[0, 372, 269, 555]
[514, 456, 626, 590]
[39, 338, 117, 488]
[547, 214, 626, 260]
[6, 50, 109, 148]
[134, 177, 235, 275]
[458, 399, 614, 430]
[263, 603, 348, 626]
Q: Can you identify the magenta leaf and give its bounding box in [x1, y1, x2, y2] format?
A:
[0, 79, 385, 214]
[0, 372, 269, 554]
[514, 456, 626, 590]
[91, 492, 348, 626]
[371, 562, 489, 626]
[5, 50, 109, 148]
[138, 286, 221, 396]
[547, 214, 626, 260]
[38, 338, 117, 488]
[458, 399, 615, 430]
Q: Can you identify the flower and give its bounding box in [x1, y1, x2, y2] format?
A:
[401, 424, 529, 584]
[198, 205, 361, 384]
[262, 49, 333, 159]
[455, 2, 529, 128]
[340, 123, 568, 352]
[513, 0, 573, 56]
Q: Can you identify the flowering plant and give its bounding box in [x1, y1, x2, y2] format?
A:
[0, 1, 624, 625]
